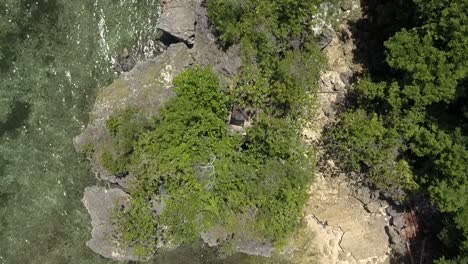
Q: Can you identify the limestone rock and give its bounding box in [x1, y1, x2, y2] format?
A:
[304, 176, 391, 263]
[385, 226, 399, 245]
[386, 207, 400, 218]
[236, 239, 273, 257]
[341, 0, 354, 11]
[391, 215, 406, 230]
[158, 0, 197, 44]
[319, 29, 336, 49]
[82, 186, 140, 261]
[191, 2, 242, 77]
[201, 225, 273, 257]
[365, 201, 383, 214]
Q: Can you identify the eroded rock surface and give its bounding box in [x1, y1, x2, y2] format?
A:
[192, 3, 242, 77]
[82, 186, 137, 261]
[305, 175, 391, 264]
[76, 0, 244, 260]
[157, 0, 197, 44]
[298, 2, 394, 263]
[303, 7, 363, 143]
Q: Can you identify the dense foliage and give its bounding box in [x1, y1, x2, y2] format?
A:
[208, 0, 329, 119]
[328, 0, 468, 261]
[101, 0, 333, 256]
[108, 68, 314, 255]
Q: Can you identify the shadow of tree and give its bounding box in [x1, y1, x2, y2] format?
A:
[348, 0, 418, 81]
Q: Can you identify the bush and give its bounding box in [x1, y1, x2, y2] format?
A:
[208, 0, 327, 120]
[101, 108, 149, 177]
[114, 66, 315, 253]
[327, 0, 468, 259]
[328, 109, 418, 198]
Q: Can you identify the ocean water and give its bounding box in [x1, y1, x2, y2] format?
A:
[0, 1, 159, 263]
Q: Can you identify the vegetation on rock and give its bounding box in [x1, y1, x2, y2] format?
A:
[109, 67, 314, 255]
[100, 0, 336, 256]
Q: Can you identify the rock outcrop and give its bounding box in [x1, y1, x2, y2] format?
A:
[304, 175, 391, 264]
[296, 1, 400, 263]
[76, 0, 244, 260]
[78, 0, 401, 262]
[82, 187, 138, 261]
[200, 226, 273, 257]
[302, 21, 362, 143]
[192, 3, 242, 77]
[157, 0, 197, 44]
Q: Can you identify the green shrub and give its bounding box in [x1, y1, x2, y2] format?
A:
[114, 66, 315, 253]
[101, 108, 149, 177]
[208, 0, 327, 120]
[101, 151, 130, 177]
[327, 0, 468, 259]
[81, 143, 95, 159]
[328, 109, 418, 198]
[115, 196, 159, 257]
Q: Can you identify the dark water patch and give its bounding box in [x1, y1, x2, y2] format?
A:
[24, 0, 61, 25]
[0, 101, 31, 137]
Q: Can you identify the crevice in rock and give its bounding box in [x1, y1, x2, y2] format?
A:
[159, 30, 194, 49]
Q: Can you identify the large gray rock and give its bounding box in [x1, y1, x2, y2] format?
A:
[157, 0, 197, 44]
[236, 239, 273, 257]
[82, 186, 139, 261]
[191, 3, 242, 77]
[200, 225, 273, 257]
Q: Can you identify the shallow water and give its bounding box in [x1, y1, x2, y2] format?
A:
[0, 1, 158, 263]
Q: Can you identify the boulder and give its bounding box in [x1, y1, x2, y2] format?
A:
[386, 207, 400, 217]
[319, 29, 336, 49]
[391, 215, 406, 230]
[82, 186, 140, 261]
[341, 0, 354, 11]
[365, 201, 383, 214]
[236, 239, 273, 257]
[201, 226, 273, 257]
[191, 2, 242, 77]
[158, 0, 197, 44]
[385, 225, 400, 245]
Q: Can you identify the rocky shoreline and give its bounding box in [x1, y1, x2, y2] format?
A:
[75, 0, 414, 262]
[75, 0, 243, 261]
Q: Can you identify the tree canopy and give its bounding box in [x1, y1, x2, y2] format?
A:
[328, 0, 468, 260]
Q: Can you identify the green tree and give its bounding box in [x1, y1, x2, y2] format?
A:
[328, 0, 468, 260]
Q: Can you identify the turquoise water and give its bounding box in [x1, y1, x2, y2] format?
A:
[0, 1, 159, 263]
